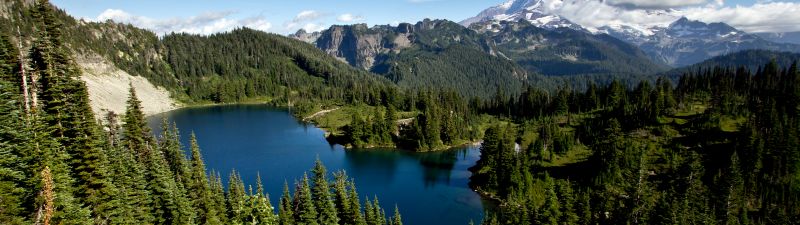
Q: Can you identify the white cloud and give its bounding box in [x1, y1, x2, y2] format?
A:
[285, 10, 327, 30]
[530, 0, 800, 33]
[605, 0, 714, 9]
[336, 13, 364, 23]
[302, 23, 327, 32]
[295, 10, 324, 21]
[94, 9, 272, 35]
[682, 2, 800, 33]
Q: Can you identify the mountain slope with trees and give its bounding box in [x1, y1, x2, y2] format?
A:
[0, 1, 405, 224]
[469, 59, 800, 224]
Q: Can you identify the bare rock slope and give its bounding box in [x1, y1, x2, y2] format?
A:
[75, 53, 178, 117]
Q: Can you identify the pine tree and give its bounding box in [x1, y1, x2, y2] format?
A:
[363, 198, 375, 225]
[104, 117, 154, 224]
[253, 173, 277, 225]
[209, 171, 230, 224]
[228, 171, 248, 224]
[25, 1, 93, 223]
[279, 181, 296, 225]
[311, 158, 339, 225]
[143, 136, 196, 224]
[293, 173, 319, 225]
[189, 133, 222, 225]
[63, 80, 120, 224]
[122, 86, 154, 159]
[390, 205, 403, 225]
[538, 175, 561, 225]
[333, 171, 353, 225]
[371, 196, 386, 225]
[0, 78, 28, 224]
[347, 181, 367, 225]
[159, 120, 193, 194]
[124, 85, 194, 224]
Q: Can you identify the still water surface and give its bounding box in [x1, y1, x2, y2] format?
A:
[148, 104, 488, 225]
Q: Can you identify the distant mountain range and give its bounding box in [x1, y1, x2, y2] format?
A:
[460, 0, 800, 67]
[755, 32, 800, 45]
[663, 49, 800, 77]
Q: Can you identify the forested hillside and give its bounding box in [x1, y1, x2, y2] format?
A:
[664, 50, 800, 77]
[315, 19, 531, 98]
[469, 60, 800, 224]
[0, 0, 397, 116]
[0, 1, 404, 224]
[473, 20, 669, 77]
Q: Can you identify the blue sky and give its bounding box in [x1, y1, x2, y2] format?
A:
[50, 0, 800, 35]
[51, 0, 508, 34]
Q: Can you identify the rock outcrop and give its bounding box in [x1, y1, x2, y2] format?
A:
[75, 53, 178, 117]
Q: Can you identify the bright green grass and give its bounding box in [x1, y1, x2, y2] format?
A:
[541, 145, 592, 167]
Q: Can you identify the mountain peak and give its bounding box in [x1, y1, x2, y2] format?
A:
[461, 0, 582, 30]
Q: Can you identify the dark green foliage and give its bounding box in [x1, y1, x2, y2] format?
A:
[293, 173, 319, 225]
[481, 20, 669, 77]
[478, 61, 800, 225]
[279, 181, 295, 225]
[188, 134, 221, 225]
[311, 159, 339, 225]
[0, 77, 28, 224]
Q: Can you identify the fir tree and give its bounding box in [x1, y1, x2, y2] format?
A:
[390, 205, 403, 225]
[293, 173, 319, 225]
[104, 117, 154, 224]
[228, 171, 248, 224]
[122, 86, 154, 159]
[347, 181, 367, 225]
[333, 171, 353, 225]
[0, 78, 28, 224]
[253, 173, 277, 225]
[189, 133, 221, 225]
[279, 181, 295, 225]
[311, 158, 339, 225]
[209, 171, 230, 224]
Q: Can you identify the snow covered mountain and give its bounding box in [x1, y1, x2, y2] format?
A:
[755, 31, 800, 45]
[459, 0, 583, 31]
[613, 17, 800, 67]
[462, 0, 800, 67]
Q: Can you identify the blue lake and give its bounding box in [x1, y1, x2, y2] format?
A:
[148, 104, 488, 225]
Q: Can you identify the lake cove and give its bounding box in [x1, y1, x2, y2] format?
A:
[148, 104, 490, 225]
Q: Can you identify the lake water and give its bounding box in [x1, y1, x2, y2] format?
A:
[148, 104, 488, 225]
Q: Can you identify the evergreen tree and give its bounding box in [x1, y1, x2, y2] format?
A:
[537, 175, 561, 225]
[390, 205, 403, 225]
[0, 77, 28, 224]
[333, 171, 353, 225]
[279, 181, 295, 225]
[363, 198, 375, 225]
[209, 171, 230, 224]
[25, 1, 94, 223]
[122, 86, 154, 159]
[253, 173, 277, 225]
[159, 120, 193, 194]
[228, 171, 248, 224]
[188, 133, 222, 225]
[104, 117, 154, 224]
[124, 85, 194, 224]
[311, 158, 339, 225]
[347, 181, 367, 225]
[293, 173, 319, 225]
[142, 132, 196, 225]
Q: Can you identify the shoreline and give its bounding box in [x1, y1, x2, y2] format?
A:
[148, 102, 483, 153]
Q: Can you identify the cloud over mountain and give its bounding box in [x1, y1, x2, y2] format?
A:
[93, 9, 272, 35]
